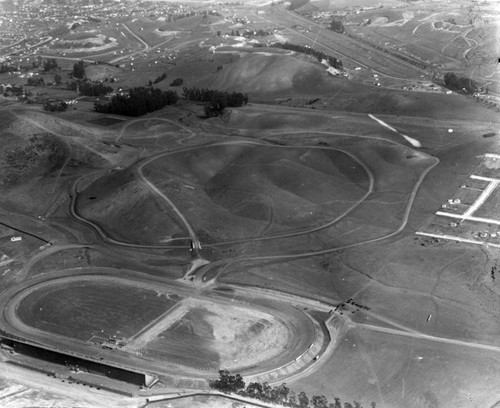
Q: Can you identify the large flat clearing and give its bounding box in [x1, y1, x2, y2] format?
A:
[17, 279, 181, 341]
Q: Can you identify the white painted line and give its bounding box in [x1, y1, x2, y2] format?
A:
[416, 231, 500, 248]
[436, 211, 500, 225]
[462, 180, 499, 217]
[470, 175, 500, 182]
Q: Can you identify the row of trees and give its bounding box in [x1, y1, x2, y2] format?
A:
[153, 72, 167, 84]
[209, 370, 375, 408]
[1, 58, 58, 73]
[67, 80, 113, 96]
[0, 60, 60, 74]
[43, 100, 68, 112]
[270, 42, 343, 70]
[182, 87, 248, 117]
[27, 77, 45, 86]
[94, 86, 178, 116]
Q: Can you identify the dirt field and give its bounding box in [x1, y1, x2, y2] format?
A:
[137, 298, 290, 371]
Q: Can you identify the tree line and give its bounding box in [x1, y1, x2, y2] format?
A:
[182, 87, 248, 117]
[153, 72, 167, 84]
[43, 100, 68, 112]
[209, 370, 375, 408]
[94, 86, 178, 116]
[270, 42, 343, 70]
[67, 80, 113, 96]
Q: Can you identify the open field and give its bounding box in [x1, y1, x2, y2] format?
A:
[293, 325, 500, 408]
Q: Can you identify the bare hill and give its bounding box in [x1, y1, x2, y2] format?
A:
[191, 53, 332, 96]
[0, 110, 124, 214]
[77, 142, 370, 245]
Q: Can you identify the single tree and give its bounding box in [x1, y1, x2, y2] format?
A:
[312, 395, 329, 408]
[273, 383, 290, 403]
[245, 382, 263, 399]
[289, 391, 298, 407]
[72, 60, 86, 79]
[298, 391, 310, 408]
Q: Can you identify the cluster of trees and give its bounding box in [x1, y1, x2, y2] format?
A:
[252, 29, 270, 37]
[271, 42, 343, 70]
[182, 87, 248, 117]
[94, 86, 178, 116]
[42, 58, 59, 71]
[210, 370, 374, 408]
[329, 19, 345, 33]
[153, 72, 167, 84]
[170, 11, 196, 20]
[72, 60, 86, 79]
[170, 77, 183, 86]
[443, 72, 480, 94]
[43, 100, 68, 112]
[202, 10, 221, 17]
[67, 80, 113, 96]
[27, 77, 45, 86]
[1, 84, 23, 97]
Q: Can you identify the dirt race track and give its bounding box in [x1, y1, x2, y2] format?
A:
[0, 268, 321, 383]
